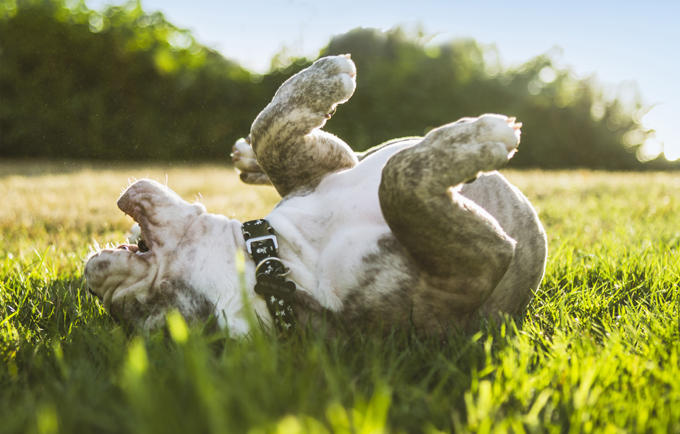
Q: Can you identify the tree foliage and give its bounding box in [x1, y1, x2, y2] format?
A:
[0, 0, 669, 168]
[314, 28, 653, 169]
[0, 0, 265, 161]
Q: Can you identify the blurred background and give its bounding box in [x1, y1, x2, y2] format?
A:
[1, 0, 679, 169]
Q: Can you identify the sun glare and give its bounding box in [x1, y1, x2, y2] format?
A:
[641, 104, 680, 161]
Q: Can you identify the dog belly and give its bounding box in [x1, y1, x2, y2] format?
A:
[270, 145, 419, 311]
[317, 230, 472, 334]
[314, 225, 396, 310]
[271, 140, 545, 326]
[270, 142, 415, 258]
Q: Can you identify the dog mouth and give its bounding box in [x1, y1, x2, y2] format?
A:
[116, 199, 154, 256]
[116, 238, 149, 254]
[113, 179, 194, 257]
[115, 220, 152, 255]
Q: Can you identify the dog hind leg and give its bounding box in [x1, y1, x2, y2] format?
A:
[379, 115, 521, 312]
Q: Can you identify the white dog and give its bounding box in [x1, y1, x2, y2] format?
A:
[84, 55, 547, 336]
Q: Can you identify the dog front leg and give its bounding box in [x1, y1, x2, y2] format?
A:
[249, 55, 359, 197]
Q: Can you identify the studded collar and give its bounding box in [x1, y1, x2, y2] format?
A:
[241, 219, 296, 334]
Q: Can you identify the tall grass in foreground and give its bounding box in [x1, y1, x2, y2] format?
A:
[1, 162, 679, 433]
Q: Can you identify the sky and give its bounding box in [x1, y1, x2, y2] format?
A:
[87, 0, 680, 160]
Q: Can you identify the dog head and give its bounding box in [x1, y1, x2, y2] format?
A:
[84, 179, 258, 333]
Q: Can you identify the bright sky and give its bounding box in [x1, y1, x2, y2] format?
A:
[87, 0, 680, 160]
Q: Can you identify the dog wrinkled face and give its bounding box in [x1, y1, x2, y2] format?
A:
[84, 179, 211, 330]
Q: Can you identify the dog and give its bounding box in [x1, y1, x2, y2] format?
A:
[84, 55, 547, 336]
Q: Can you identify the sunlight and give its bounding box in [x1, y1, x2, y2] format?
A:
[423, 33, 451, 58]
[641, 104, 680, 161]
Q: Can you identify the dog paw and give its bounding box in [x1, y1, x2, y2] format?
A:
[462, 114, 522, 173]
[232, 137, 261, 172]
[474, 114, 522, 155]
[231, 137, 273, 185]
[277, 54, 356, 116]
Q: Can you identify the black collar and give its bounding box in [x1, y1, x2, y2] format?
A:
[242, 219, 296, 334]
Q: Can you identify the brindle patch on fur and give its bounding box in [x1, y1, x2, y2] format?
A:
[110, 279, 216, 330]
[91, 260, 111, 274]
[289, 235, 418, 335]
[342, 235, 417, 332]
[337, 234, 492, 335]
[240, 172, 273, 186]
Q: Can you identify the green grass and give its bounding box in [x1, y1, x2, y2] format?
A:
[1, 162, 679, 433]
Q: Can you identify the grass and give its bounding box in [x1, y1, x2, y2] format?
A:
[1, 161, 679, 433]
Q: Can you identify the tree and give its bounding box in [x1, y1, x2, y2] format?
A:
[1, 1, 669, 169]
[0, 0, 261, 161]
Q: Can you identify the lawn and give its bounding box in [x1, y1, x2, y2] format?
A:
[1, 161, 679, 433]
